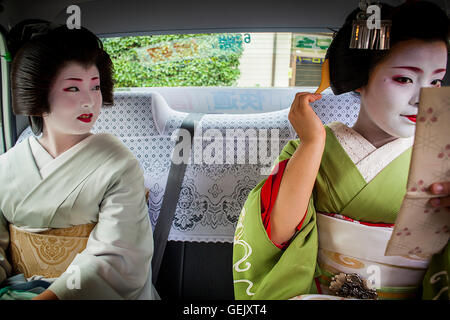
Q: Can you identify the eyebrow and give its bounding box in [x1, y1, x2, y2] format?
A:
[64, 77, 100, 81]
[392, 66, 446, 75]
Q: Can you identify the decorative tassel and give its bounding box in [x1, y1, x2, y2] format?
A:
[349, 1, 391, 50]
[329, 273, 378, 300]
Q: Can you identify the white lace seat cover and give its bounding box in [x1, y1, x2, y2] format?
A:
[17, 89, 361, 243]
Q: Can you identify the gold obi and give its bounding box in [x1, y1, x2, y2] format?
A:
[8, 223, 96, 278]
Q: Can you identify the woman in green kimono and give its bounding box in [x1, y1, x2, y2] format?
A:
[233, 1, 450, 300]
[0, 24, 158, 299]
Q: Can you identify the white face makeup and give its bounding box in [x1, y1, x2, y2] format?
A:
[44, 62, 102, 137]
[359, 39, 447, 138]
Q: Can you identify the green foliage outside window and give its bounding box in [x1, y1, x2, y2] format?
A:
[101, 34, 244, 88]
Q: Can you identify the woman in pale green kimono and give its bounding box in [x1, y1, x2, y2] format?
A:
[0, 24, 158, 299]
[233, 1, 450, 300]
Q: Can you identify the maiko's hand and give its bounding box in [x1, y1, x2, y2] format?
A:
[428, 182, 450, 210]
[288, 92, 325, 145]
[32, 289, 59, 300]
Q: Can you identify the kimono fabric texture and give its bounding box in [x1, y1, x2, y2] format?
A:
[232, 122, 449, 300]
[0, 133, 158, 299]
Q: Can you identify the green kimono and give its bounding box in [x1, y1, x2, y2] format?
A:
[233, 125, 449, 300]
[0, 133, 158, 299]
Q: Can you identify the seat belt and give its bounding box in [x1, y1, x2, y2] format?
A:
[152, 112, 204, 285]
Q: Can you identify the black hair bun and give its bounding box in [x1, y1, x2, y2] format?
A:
[327, 1, 449, 95]
[7, 19, 61, 59]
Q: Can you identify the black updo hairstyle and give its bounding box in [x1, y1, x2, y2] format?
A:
[10, 22, 114, 135]
[327, 1, 449, 95]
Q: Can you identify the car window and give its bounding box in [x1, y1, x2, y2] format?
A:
[101, 32, 332, 90]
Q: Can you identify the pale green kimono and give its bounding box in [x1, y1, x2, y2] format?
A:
[0, 133, 158, 300]
[233, 124, 449, 300]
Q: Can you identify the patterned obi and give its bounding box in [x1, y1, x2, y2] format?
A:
[8, 223, 96, 278]
[315, 213, 430, 300]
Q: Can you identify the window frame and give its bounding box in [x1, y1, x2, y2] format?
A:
[0, 29, 12, 154]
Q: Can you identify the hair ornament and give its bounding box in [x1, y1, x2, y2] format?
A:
[18, 21, 60, 42]
[349, 0, 392, 50]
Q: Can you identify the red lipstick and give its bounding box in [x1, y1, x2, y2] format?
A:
[77, 113, 93, 123]
[402, 115, 416, 123]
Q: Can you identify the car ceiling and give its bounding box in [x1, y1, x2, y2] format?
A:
[3, 0, 447, 37]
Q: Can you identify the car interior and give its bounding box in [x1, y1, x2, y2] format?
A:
[0, 0, 449, 300]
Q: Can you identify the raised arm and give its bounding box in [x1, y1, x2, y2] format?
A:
[270, 93, 326, 245]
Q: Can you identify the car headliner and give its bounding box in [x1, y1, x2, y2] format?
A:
[3, 0, 443, 37]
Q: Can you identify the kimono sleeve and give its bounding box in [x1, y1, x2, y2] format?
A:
[0, 209, 12, 285]
[48, 156, 156, 300]
[421, 241, 450, 300]
[0, 155, 12, 285]
[233, 139, 321, 300]
[261, 158, 307, 249]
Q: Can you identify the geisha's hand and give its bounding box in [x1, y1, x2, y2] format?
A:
[32, 289, 59, 300]
[429, 182, 450, 210]
[288, 92, 325, 144]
